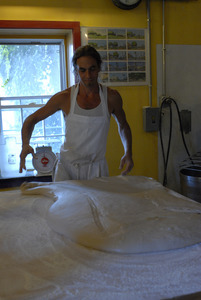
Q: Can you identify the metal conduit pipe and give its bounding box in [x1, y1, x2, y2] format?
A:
[162, 0, 166, 97]
[146, 0, 166, 106]
[146, 0, 152, 106]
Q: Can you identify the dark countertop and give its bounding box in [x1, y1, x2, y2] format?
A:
[0, 175, 52, 189]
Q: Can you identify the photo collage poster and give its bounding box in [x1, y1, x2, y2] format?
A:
[81, 27, 149, 86]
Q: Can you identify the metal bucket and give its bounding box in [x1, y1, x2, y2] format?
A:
[180, 167, 201, 202]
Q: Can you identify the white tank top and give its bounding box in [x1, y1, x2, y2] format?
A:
[60, 84, 110, 165]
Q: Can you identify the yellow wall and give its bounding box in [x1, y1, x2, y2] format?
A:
[1, 0, 201, 179]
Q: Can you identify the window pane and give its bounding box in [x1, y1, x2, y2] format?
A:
[0, 44, 61, 97]
[2, 109, 21, 131]
[45, 127, 63, 136]
[22, 107, 38, 122]
[44, 111, 64, 136]
[1, 100, 20, 105]
[33, 122, 44, 137]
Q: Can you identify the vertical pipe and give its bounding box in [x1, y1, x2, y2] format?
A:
[0, 102, 2, 136]
[162, 0, 166, 97]
[147, 0, 152, 107]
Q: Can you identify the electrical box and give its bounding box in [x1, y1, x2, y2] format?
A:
[180, 109, 191, 134]
[143, 106, 160, 132]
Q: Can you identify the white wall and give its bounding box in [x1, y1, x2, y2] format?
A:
[157, 44, 201, 193]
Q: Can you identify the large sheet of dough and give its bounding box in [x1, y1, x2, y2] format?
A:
[1, 175, 201, 300]
[21, 175, 201, 254]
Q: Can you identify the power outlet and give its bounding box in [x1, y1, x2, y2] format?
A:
[143, 106, 160, 132]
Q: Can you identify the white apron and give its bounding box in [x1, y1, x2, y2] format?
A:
[53, 84, 110, 181]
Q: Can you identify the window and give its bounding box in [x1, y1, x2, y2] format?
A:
[0, 21, 81, 179]
[0, 39, 67, 177]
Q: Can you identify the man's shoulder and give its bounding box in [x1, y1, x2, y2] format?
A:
[53, 86, 73, 100]
[107, 86, 121, 101]
[104, 86, 122, 113]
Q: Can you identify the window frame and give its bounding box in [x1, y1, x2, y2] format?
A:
[0, 20, 81, 49]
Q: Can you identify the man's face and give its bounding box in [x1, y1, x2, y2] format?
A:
[76, 56, 100, 87]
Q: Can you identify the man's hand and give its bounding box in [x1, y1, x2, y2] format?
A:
[19, 145, 35, 173]
[119, 153, 134, 176]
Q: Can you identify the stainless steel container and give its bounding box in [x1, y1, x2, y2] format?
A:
[180, 167, 201, 202]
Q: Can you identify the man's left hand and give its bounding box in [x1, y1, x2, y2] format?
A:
[119, 154, 134, 175]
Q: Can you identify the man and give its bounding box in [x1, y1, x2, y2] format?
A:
[19, 45, 134, 180]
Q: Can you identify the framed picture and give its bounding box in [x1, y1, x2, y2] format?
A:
[81, 27, 149, 86]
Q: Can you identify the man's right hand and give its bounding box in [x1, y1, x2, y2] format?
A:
[19, 145, 35, 173]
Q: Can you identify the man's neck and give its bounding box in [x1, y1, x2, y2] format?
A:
[79, 82, 99, 96]
[77, 83, 101, 109]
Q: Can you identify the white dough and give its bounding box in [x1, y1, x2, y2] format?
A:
[21, 176, 201, 254]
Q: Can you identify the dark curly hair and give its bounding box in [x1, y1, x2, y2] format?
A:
[72, 45, 102, 73]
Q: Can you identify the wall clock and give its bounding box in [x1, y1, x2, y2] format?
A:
[112, 0, 142, 10]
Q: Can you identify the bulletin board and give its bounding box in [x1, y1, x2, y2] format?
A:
[81, 27, 149, 86]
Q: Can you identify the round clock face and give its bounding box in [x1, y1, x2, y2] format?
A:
[32, 147, 56, 174]
[112, 0, 141, 10]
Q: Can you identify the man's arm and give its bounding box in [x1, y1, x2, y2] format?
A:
[19, 114, 37, 173]
[19, 90, 69, 173]
[108, 88, 134, 175]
